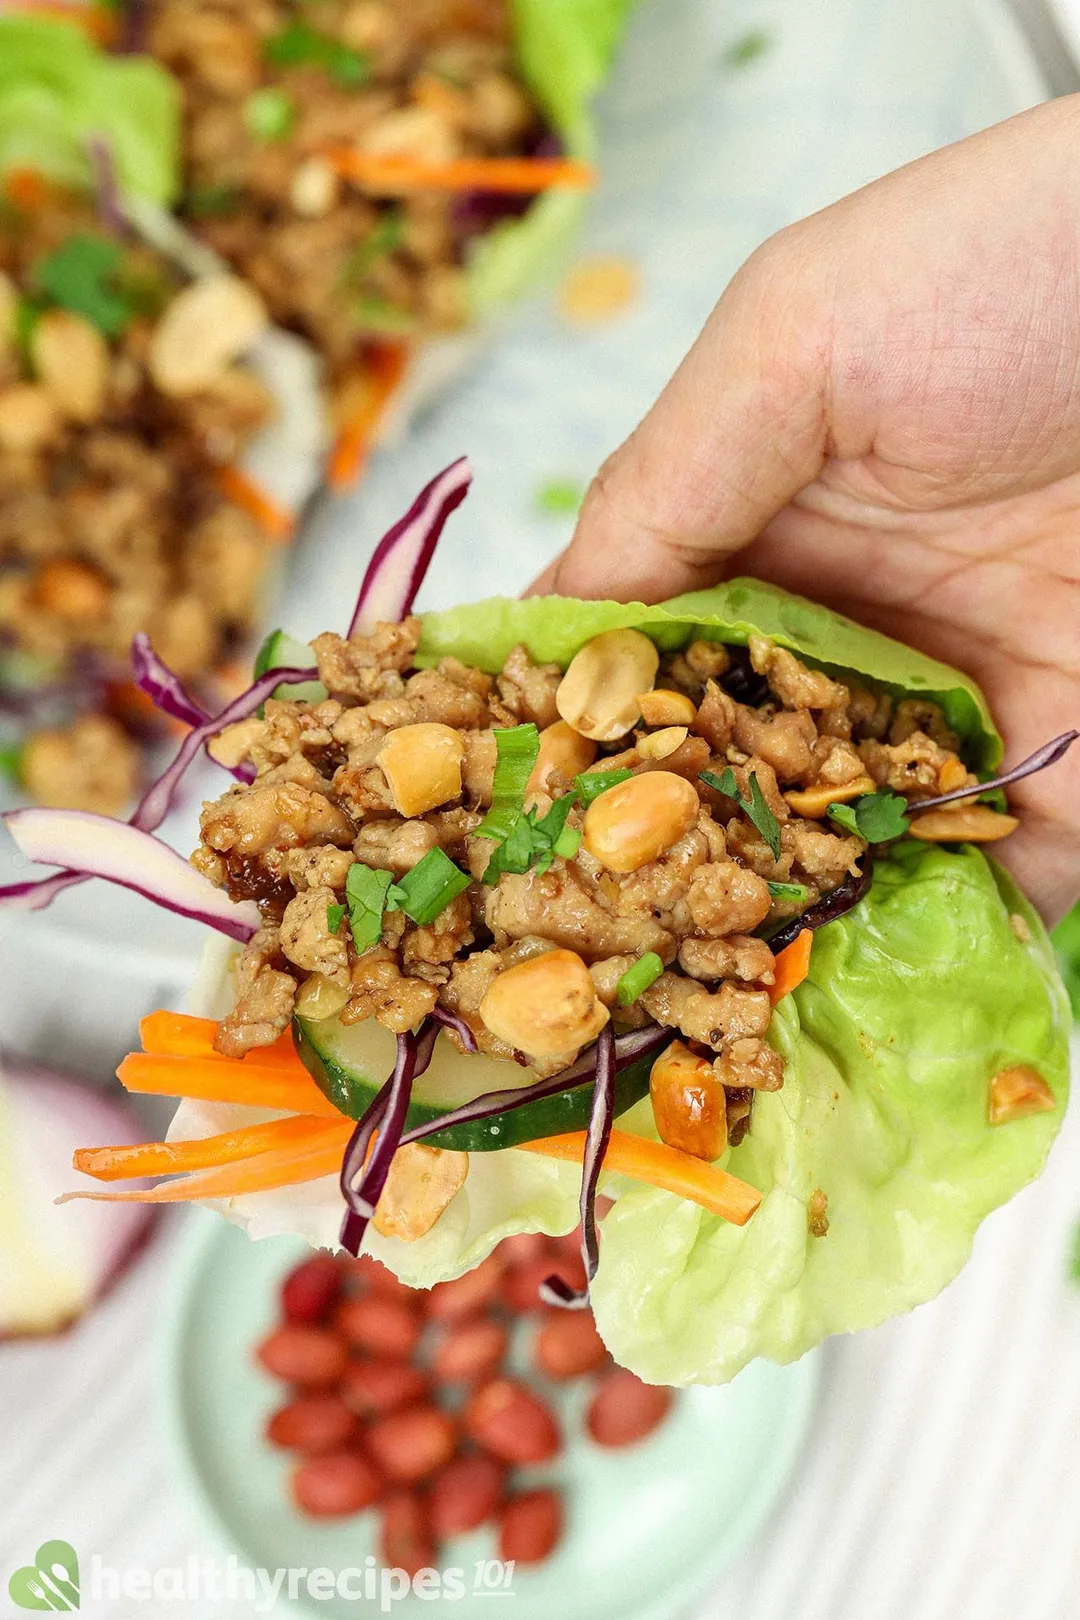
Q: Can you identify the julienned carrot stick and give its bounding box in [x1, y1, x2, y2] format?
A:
[59, 1121, 355, 1205]
[138, 1011, 300, 1069]
[117, 1053, 342, 1118]
[519, 1129, 762, 1226]
[216, 465, 295, 543]
[73, 1114, 336, 1182]
[326, 150, 596, 194]
[328, 342, 409, 491]
[770, 929, 813, 1004]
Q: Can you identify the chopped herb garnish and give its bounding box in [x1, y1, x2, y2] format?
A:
[721, 29, 771, 69]
[768, 880, 809, 903]
[476, 724, 541, 843]
[536, 479, 585, 516]
[354, 294, 417, 335]
[389, 848, 470, 925]
[828, 790, 910, 843]
[186, 184, 242, 218]
[0, 742, 23, 784]
[481, 792, 582, 884]
[326, 902, 347, 934]
[616, 952, 664, 1006]
[574, 768, 634, 807]
[265, 20, 370, 87]
[344, 209, 405, 281]
[13, 297, 41, 359]
[33, 235, 131, 338]
[244, 87, 296, 142]
[344, 862, 396, 952]
[700, 767, 781, 858]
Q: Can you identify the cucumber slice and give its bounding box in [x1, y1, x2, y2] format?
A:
[253, 627, 327, 705]
[295, 1013, 654, 1153]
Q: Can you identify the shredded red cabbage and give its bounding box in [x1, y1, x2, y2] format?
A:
[768, 857, 874, 954]
[340, 1030, 427, 1256]
[913, 729, 1079, 814]
[540, 1024, 616, 1311]
[131, 633, 254, 783]
[0, 661, 316, 914]
[348, 457, 472, 638]
[429, 1004, 480, 1053]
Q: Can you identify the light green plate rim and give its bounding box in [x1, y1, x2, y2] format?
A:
[161, 1211, 821, 1619]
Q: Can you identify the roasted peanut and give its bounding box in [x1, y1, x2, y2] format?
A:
[280, 1254, 342, 1324]
[499, 1489, 564, 1565]
[638, 689, 698, 727]
[367, 1405, 457, 1483]
[425, 1251, 505, 1321]
[637, 725, 688, 760]
[255, 1325, 348, 1387]
[783, 774, 877, 819]
[908, 805, 1018, 842]
[30, 309, 109, 421]
[430, 1455, 505, 1538]
[479, 948, 609, 1057]
[534, 1310, 607, 1380]
[526, 719, 597, 801]
[289, 157, 340, 217]
[586, 1368, 673, 1447]
[433, 1318, 508, 1384]
[556, 628, 659, 741]
[649, 1039, 727, 1160]
[292, 1452, 381, 1518]
[336, 1294, 421, 1359]
[0, 383, 60, 451]
[937, 757, 971, 793]
[464, 1378, 561, 1464]
[341, 1359, 429, 1417]
[988, 1065, 1056, 1125]
[373, 1142, 469, 1241]
[149, 274, 268, 396]
[582, 770, 699, 873]
[377, 721, 465, 816]
[266, 1396, 358, 1454]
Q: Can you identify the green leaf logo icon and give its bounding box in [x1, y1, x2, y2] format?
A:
[8, 1541, 80, 1610]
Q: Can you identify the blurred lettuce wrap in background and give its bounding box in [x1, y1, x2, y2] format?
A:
[0, 13, 179, 202]
[144, 578, 1069, 1387]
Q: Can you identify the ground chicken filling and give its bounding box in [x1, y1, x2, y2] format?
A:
[0, 186, 279, 813]
[195, 619, 989, 1167]
[151, 0, 547, 412]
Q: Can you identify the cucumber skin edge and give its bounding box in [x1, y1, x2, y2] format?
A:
[293, 1019, 654, 1152]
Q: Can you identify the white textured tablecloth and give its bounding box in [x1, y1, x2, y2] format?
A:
[3, 0, 1077, 1616]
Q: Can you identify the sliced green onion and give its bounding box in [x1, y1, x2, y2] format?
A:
[326, 902, 347, 934]
[264, 20, 370, 87]
[476, 724, 541, 842]
[345, 863, 395, 952]
[767, 880, 809, 903]
[552, 824, 582, 860]
[244, 88, 295, 142]
[390, 848, 470, 925]
[616, 952, 664, 1006]
[574, 768, 634, 807]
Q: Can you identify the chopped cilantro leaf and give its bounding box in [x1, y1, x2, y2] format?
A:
[827, 790, 910, 843]
[244, 87, 296, 142]
[265, 21, 370, 87]
[33, 235, 131, 338]
[700, 767, 781, 857]
[326, 902, 347, 934]
[768, 880, 809, 902]
[344, 863, 395, 952]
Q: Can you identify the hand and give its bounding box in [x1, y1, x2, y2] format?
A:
[537, 97, 1080, 923]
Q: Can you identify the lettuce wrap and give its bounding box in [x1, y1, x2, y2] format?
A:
[124, 579, 1068, 1388]
[1053, 903, 1080, 1020]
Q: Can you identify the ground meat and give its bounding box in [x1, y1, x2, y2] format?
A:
[279, 885, 351, 984]
[486, 865, 674, 963]
[495, 643, 562, 729]
[859, 729, 967, 798]
[401, 892, 474, 974]
[640, 974, 772, 1045]
[20, 714, 139, 816]
[784, 822, 864, 884]
[354, 817, 439, 874]
[214, 926, 297, 1056]
[284, 844, 356, 891]
[732, 706, 816, 783]
[749, 634, 847, 711]
[201, 779, 355, 859]
[245, 698, 344, 773]
[889, 698, 958, 752]
[713, 1035, 785, 1092]
[341, 946, 438, 1034]
[678, 935, 775, 984]
[441, 951, 517, 1063]
[684, 862, 772, 936]
[311, 618, 421, 702]
[406, 664, 489, 728]
[694, 680, 737, 751]
[612, 824, 713, 923]
[330, 760, 395, 819]
[809, 736, 866, 786]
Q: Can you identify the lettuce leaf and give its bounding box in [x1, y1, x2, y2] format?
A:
[466, 0, 639, 314]
[1053, 903, 1080, 1020]
[0, 16, 180, 204]
[419, 578, 1001, 768]
[590, 844, 1070, 1383]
